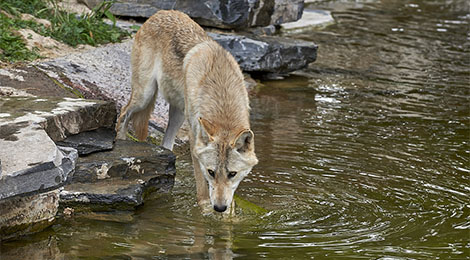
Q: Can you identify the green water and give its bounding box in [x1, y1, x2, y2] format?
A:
[1, 0, 469, 259]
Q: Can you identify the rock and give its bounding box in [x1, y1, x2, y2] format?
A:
[20, 13, 52, 28]
[0, 66, 79, 98]
[0, 142, 77, 200]
[56, 127, 116, 155]
[81, 0, 304, 29]
[0, 114, 79, 200]
[0, 96, 116, 240]
[0, 189, 60, 241]
[17, 29, 77, 59]
[280, 9, 335, 33]
[60, 140, 176, 211]
[0, 96, 117, 142]
[209, 32, 318, 73]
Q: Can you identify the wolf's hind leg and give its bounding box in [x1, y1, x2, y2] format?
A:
[116, 79, 158, 140]
[162, 104, 184, 150]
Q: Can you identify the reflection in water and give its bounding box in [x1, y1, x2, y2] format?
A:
[1, 0, 469, 258]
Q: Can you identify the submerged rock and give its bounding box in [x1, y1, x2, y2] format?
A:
[280, 9, 335, 33]
[60, 140, 176, 211]
[82, 0, 304, 29]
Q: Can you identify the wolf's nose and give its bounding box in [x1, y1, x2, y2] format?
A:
[213, 205, 227, 212]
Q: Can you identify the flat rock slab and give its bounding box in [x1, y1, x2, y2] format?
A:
[60, 140, 176, 211]
[0, 96, 116, 142]
[82, 0, 304, 29]
[210, 33, 318, 73]
[0, 67, 77, 98]
[60, 177, 169, 211]
[56, 127, 116, 155]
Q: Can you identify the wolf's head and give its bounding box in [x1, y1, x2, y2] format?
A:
[194, 117, 258, 212]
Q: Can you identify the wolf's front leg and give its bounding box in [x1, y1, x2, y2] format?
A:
[190, 153, 210, 207]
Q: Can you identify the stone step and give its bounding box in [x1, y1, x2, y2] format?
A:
[0, 96, 117, 200]
[60, 140, 176, 211]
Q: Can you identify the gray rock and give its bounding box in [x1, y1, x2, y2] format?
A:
[60, 140, 176, 211]
[0, 189, 60, 241]
[210, 32, 318, 73]
[0, 96, 117, 142]
[0, 96, 116, 240]
[56, 127, 116, 155]
[82, 0, 304, 29]
[0, 144, 77, 201]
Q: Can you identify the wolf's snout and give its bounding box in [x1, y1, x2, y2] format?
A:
[213, 204, 227, 212]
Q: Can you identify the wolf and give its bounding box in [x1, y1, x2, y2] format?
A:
[116, 10, 258, 213]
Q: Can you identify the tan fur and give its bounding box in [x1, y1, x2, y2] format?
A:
[116, 10, 258, 212]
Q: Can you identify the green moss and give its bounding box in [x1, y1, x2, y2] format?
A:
[0, 12, 41, 62]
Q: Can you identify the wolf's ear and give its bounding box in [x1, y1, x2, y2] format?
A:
[233, 129, 254, 153]
[198, 117, 216, 142]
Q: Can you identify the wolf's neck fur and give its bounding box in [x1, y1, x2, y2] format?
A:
[184, 41, 251, 134]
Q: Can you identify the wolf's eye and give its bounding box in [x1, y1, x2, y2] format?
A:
[228, 171, 237, 178]
[208, 169, 215, 178]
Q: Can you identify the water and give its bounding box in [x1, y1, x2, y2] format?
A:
[2, 0, 469, 258]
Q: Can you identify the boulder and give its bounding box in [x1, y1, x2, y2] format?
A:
[0, 141, 77, 200]
[81, 0, 304, 29]
[60, 140, 176, 211]
[210, 33, 318, 73]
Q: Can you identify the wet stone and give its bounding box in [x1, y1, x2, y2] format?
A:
[280, 9, 335, 33]
[56, 127, 116, 155]
[210, 33, 318, 73]
[0, 189, 60, 241]
[0, 96, 117, 142]
[0, 123, 77, 200]
[0, 96, 116, 240]
[60, 140, 176, 211]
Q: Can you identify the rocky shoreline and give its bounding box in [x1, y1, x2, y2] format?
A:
[0, 0, 332, 241]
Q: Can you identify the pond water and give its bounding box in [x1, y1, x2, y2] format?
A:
[1, 0, 469, 259]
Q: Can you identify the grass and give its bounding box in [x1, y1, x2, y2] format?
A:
[0, 12, 42, 62]
[0, 0, 130, 63]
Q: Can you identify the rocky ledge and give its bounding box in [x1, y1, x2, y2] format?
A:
[82, 0, 304, 29]
[0, 97, 175, 240]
